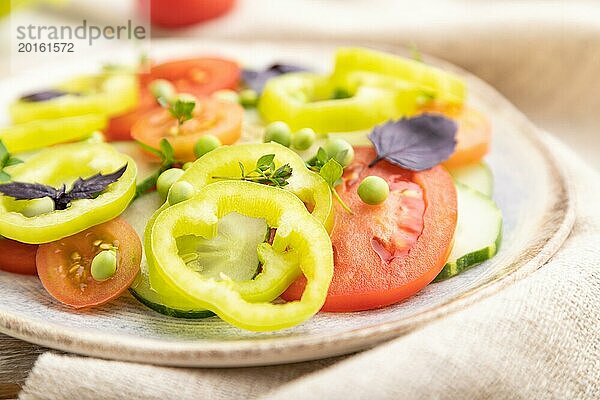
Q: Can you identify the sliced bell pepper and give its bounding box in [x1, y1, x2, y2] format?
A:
[332, 47, 467, 105]
[9, 72, 139, 124]
[170, 142, 334, 231]
[259, 72, 421, 133]
[146, 180, 334, 331]
[0, 142, 136, 244]
[0, 114, 106, 154]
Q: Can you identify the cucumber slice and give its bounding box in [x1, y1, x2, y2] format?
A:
[130, 271, 215, 319]
[434, 182, 502, 282]
[130, 211, 268, 318]
[448, 162, 493, 197]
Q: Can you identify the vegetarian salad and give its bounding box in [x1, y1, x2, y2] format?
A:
[0, 47, 502, 332]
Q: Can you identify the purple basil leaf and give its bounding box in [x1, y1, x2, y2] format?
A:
[0, 165, 128, 211]
[368, 114, 457, 171]
[242, 63, 309, 93]
[0, 181, 60, 200]
[67, 164, 128, 200]
[19, 90, 71, 102]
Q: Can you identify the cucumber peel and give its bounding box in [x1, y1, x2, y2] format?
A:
[435, 181, 502, 282]
[129, 275, 215, 319]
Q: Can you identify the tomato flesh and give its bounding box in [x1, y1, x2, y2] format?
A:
[142, 0, 237, 28]
[105, 90, 156, 141]
[36, 218, 141, 309]
[131, 97, 243, 161]
[282, 147, 457, 311]
[444, 107, 491, 168]
[149, 58, 240, 96]
[0, 239, 38, 275]
[420, 104, 491, 168]
[106, 58, 240, 141]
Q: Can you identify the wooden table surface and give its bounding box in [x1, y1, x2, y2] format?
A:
[0, 334, 47, 399]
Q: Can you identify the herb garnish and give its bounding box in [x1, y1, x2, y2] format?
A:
[320, 158, 353, 214]
[242, 63, 309, 94]
[307, 148, 353, 214]
[212, 154, 293, 188]
[0, 164, 127, 210]
[368, 114, 457, 171]
[167, 98, 195, 127]
[135, 139, 181, 199]
[19, 89, 70, 103]
[0, 140, 23, 182]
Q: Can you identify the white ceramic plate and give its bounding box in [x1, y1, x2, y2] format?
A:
[0, 40, 575, 366]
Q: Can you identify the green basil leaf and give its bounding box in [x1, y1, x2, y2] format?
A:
[256, 154, 275, 170]
[319, 158, 343, 188]
[5, 157, 23, 167]
[135, 140, 164, 159]
[159, 139, 175, 163]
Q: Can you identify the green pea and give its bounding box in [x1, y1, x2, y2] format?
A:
[357, 176, 389, 205]
[149, 79, 176, 103]
[168, 181, 195, 205]
[264, 121, 292, 147]
[21, 197, 55, 218]
[91, 250, 117, 281]
[213, 89, 240, 104]
[292, 128, 316, 151]
[182, 162, 194, 170]
[323, 138, 354, 167]
[239, 89, 258, 108]
[156, 168, 185, 200]
[194, 135, 222, 158]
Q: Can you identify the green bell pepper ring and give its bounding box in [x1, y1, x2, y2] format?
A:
[332, 47, 467, 105]
[147, 180, 334, 331]
[259, 72, 421, 133]
[0, 114, 106, 154]
[9, 73, 139, 124]
[171, 142, 334, 231]
[0, 142, 136, 244]
[139, 143, 332, 318]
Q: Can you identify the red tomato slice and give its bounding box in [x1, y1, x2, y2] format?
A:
[36, 218, 141, 309]
[444, 107, 491, 168]
[0, 239, 38, 275]
[131, 97, 243, 161]
[149, 58, 240, 97]
[141, 0, 237, 28]
[282, 147, 457, 312]
[105, 58, 240, 141]
[105, 89, 156, 141]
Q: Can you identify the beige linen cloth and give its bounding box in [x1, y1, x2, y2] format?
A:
[15, 1, 600, 398]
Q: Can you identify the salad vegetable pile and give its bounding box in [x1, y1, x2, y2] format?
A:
[0, 47, 502, 331]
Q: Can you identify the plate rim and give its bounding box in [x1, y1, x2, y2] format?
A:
[0, 39, 576, 367]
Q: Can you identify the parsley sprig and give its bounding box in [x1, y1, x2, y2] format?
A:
[166, 98, 195, 127]
[134, 139, 181, 199]
[213, 154, 293, 188]
[0, 140, 23, 182]
[307, 147, 353, 214]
